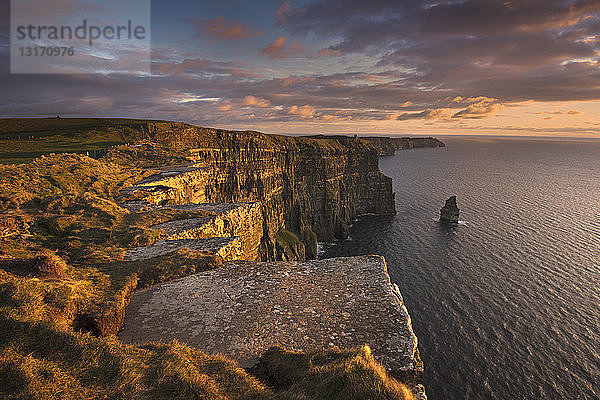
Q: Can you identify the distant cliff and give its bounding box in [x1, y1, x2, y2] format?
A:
[361, 136, 445, 156]
[0, 118, 443, 263]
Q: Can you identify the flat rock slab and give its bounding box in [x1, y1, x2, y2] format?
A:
[121, 201, 251, 214]
[137, 165, 208, 185]
[150, 217, 214, 237]
[119, 255, 421, 378]
[124, 237, 237, 261]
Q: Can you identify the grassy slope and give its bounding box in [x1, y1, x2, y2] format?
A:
[0, 119, 414, 399]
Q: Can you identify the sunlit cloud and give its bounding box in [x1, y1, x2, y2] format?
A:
[262, 37, 308, 59]
[242, 95, 271, 108]
[0, 0, 598, 136]
[287, 105, 317, 118]
[184, 16, 261, 40]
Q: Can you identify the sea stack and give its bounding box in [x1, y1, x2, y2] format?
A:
[440, 196, 460, 223]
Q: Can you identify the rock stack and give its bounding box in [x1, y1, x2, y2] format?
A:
[440, 196, 460, 223]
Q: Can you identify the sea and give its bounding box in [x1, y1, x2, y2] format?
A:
[320, 136, 600, 399]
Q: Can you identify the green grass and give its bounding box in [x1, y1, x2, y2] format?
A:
[275, 229, 306, 260]
[0, 118, 380, 165]
[0, 118, 159, 164]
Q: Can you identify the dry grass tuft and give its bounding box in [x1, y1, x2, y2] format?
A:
[253, 345, 414, 400]
[33, 252, 68, 279]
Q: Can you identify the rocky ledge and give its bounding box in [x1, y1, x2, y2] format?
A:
[119, 255, 424, 393]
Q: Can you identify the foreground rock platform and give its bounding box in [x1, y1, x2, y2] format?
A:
[119, 255, 422, 381]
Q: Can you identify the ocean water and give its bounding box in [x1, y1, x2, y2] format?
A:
[320, 136, 600, 399]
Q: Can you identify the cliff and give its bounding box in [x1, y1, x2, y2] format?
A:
[113, 122, 398, 261]
[361, 136, 445, 156]
[0, 118, 443, 400]
[121, 255, 425, 396]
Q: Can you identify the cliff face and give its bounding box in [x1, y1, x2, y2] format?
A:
[122, 122, 397, 261]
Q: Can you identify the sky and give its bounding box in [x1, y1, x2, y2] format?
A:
[0, 0, 599, 137]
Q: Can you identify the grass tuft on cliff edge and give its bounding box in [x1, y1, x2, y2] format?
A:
[253, 345, 416, 400]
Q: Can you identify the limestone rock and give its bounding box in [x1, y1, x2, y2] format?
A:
[124, 238, 242, 261]
[440, 196, 460, 223]
[119, 255, 423, 387]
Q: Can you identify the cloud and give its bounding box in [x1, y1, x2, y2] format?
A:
[452, 102, 503, 119]
[241, 95, 271, 108]
[529, 109, 585, 116]
[287, 105, 317, 118]
[185, 16, 261, 40]
[389, 97, 503, 121]
[216, 100, 233, 112]
[393, 108, 454, 121]
[275, 2, 297, 24]
[262, 37, 308, 58]
[317, 114, 352, 122]
[277, 0, 600, 104]
[317, 48, 342, 57]
[153, 58, 259, 77]
[0, 0, 597, 135]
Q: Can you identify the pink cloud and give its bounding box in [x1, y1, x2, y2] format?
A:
[275, 2, 295, 24]
[187, 17, 261, 40]
[317, 48, 342, 57]
[262, 37, 308, 59]
[242, 96, 271, 108]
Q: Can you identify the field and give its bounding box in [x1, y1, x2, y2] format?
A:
[0, 118, 156, 164]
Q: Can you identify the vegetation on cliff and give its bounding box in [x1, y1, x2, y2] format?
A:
[0, 119, 422, 399]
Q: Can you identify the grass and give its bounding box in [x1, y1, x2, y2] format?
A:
[275, 229, 306, 260]
[0, 118, 158, 164]
[253, 346, 416, 400]
[0, 316, 270, 400]
[0, 153, 220, 335]
[0, 118, 382, 165]
[0, 120, 416, 399]
[1, 314, 413, 399]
